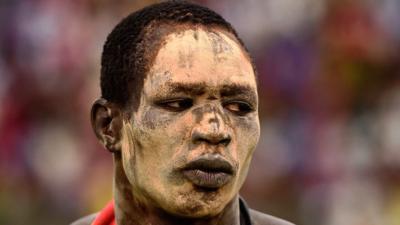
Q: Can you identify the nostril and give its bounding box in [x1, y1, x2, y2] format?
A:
[193, 136, 211, 145]
[220, 137, 231, 146]
[192, 133, 208, 145]
[192, 131, 231, 146]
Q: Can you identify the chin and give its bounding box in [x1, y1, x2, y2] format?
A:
[164, 186, 234, 218]
[171, 202, 225, 218]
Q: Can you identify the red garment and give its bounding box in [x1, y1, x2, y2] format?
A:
[91, 201, 116, 225]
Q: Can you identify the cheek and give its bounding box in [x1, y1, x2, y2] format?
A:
[130, 108, 195, 202]
[120, 122, 139, 186]
[229, 115, 259, 189]
[142, 106, 176, 130]
[135, 106, 180, 151]
[232, 114, 260, 164]
[134, 107, 192, 170]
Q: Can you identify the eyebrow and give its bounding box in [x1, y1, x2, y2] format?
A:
[163, 82, 207, 96]
[220, 84, 258, 105]
[220, 84, 257, 103]
[158, 82, 257, 103]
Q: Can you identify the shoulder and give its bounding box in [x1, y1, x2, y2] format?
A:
[249, 209, 296, 225]
[70, 213, 98, 225]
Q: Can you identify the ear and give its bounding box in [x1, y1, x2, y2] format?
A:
[91, 98, 123, 152]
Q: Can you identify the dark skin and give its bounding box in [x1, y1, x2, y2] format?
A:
[87, 27, 293, 225]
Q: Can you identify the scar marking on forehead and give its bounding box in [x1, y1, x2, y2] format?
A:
[207, 31, 233, 57]
[178, 49, 194, 69]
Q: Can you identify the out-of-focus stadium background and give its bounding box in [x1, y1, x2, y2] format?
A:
[0, 0, 399, 224]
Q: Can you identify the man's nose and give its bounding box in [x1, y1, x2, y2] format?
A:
[191, 105, 231, 146]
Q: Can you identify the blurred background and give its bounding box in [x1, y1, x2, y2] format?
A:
[1, 0, 399, 224]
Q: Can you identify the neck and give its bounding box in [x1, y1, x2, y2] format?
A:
[113, 154, 241, 225]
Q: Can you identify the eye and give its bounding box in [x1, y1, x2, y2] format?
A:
[223, 101, 253, 116]
[157, 98, 193, 112]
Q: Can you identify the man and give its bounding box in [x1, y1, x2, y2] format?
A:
[72, 1, 294, 225]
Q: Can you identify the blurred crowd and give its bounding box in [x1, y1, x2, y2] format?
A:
[0, 0, 399, 224]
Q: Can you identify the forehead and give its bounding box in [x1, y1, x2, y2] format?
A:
[144, 27, 257, 93]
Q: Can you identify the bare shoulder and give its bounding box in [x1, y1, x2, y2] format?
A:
[70, 213, 98, 225]
[249, 209, 296, 225]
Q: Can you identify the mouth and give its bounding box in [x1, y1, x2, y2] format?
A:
[181, 155, 234, 189]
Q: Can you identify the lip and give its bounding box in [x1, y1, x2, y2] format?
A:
[181, 155, 234, 189]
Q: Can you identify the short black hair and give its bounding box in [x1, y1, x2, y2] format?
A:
[101, 0, 253, 110]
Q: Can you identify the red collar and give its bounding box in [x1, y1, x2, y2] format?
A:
[91, 201, 116, 225]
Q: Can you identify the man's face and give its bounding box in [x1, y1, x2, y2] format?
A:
[120, 27, 260, 217]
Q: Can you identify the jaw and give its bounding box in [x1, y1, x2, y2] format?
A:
[113, 154, 241, 225]
[150, 170, 241, 218]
